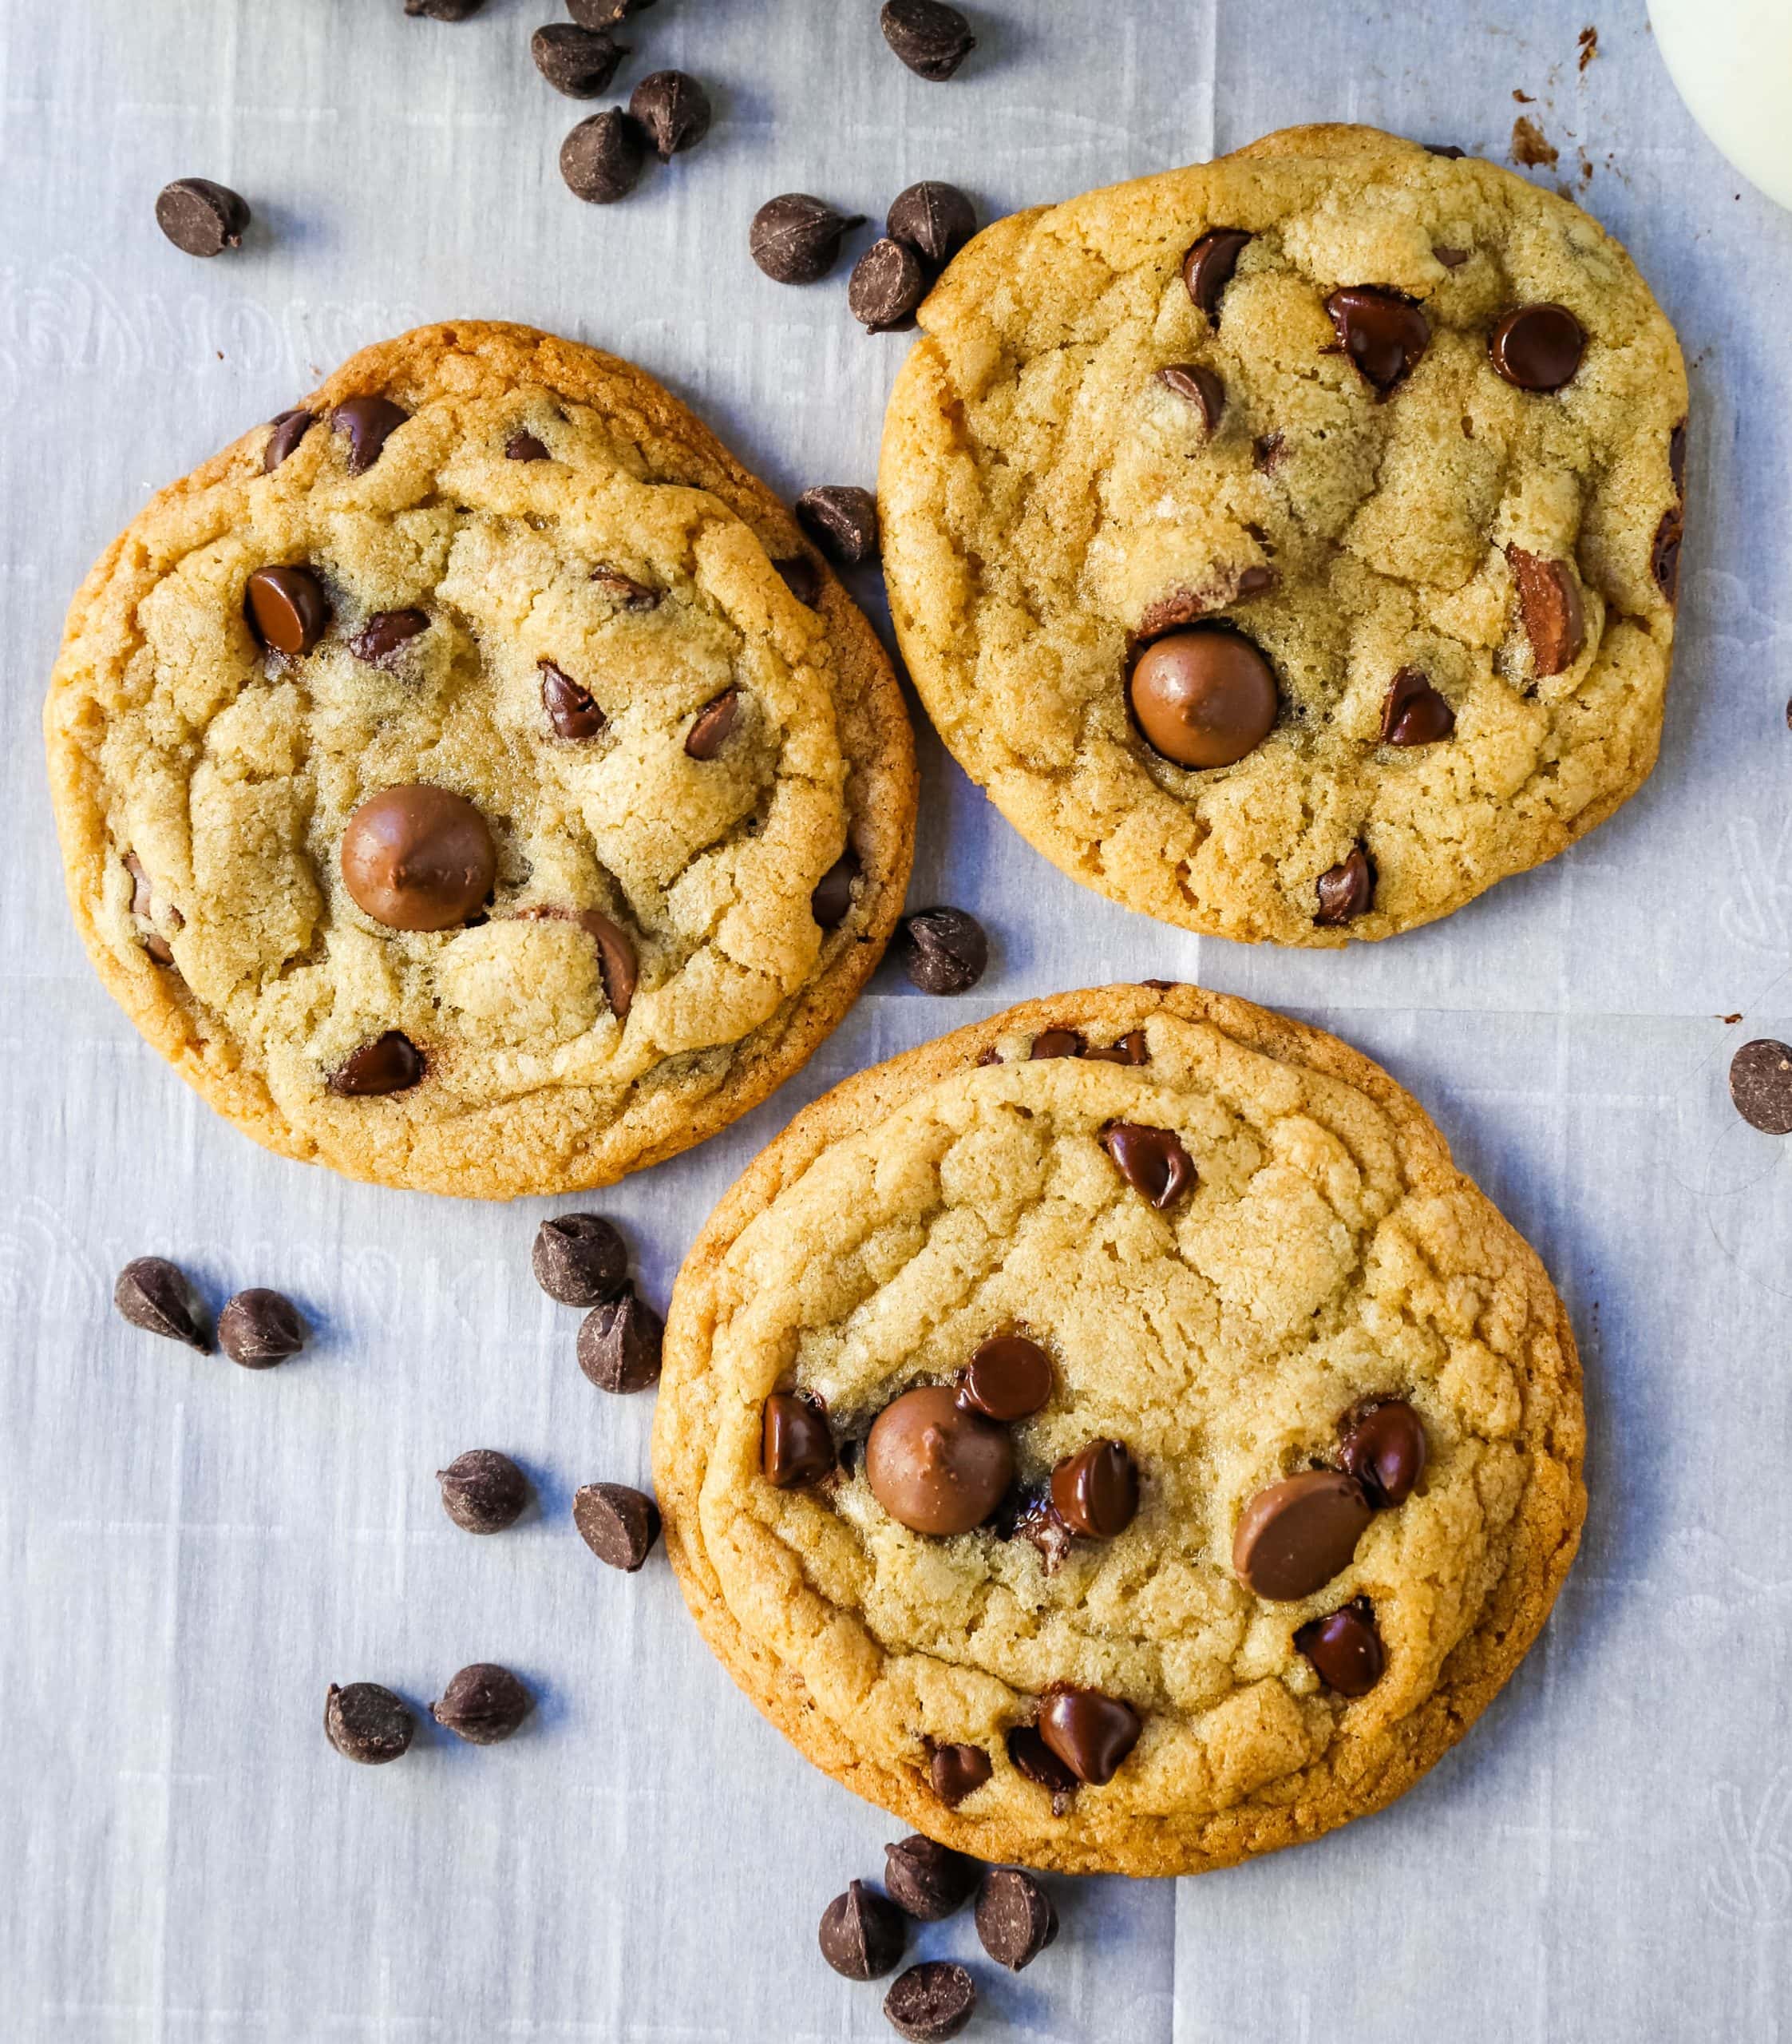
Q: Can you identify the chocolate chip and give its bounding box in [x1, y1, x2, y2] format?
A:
[405, 0, 484, 15]
[887, 180, 975, 266]
[750, 193, 865, 283]
[1423, 141, 1466, 157]
[930, 1743, 993, 1807]
[1129, 627, 1278, 769]
[1253, 429, 1287, 473]
[1295, 1597, 1386, 1697]
[1489, 302, 1585, 391]
[760, 1391, 836, 1487]
[898, 907, 987, 994]
[430, 1663, 532, 1744]
[884, 1836, 979, 1922]
[1037, 1687, 1141, 1785]
[975, 1866, 1058, 1971]
[812, 848, 860, 929]
[1652, 508, 1683, 605]
[819, 1880, 908, 1981]
[1670, 417, 1687, 497]
[1000, 1488, 1073, 1573]
[591, 564, 659, 608]
[884, 1962, 975, 2044]
[341, 784, 496, 931]
[1730, 1039, 1792, 1135]
[773, 553, 824, 604]
[217, 1288, 305, 1368]
[572, 909, 637, 1019]
[506, 430, 552, 461]
[628, 69, 710, 158]
[531, 23, 627, 97]
[1050, 1440, 1138, 1539]
[1338, 1398, 1427, 1507]
[532, 1213, 628, 1306]
[326, 1682, 413, 1764]
[1029, 1028, 1084, 1060]
[1505, 545, 1585, 674]
[114, 1257, 208, 1350]
[572, 1482, 661, 1571]
[434, 1449, 529, 1535]
[123, 852, 178, 965]
[1086, 1030, 1148, 1066]
[1004, 1727, 1075, 1800]
[1101, 1123, 1195, 1208]
[1434, 244, 1470, 269]
[1324, 287, 1430, 393]
[1182, 228, 1251, 317]
[1315, 846, 1375, 926]
[577, 1286, 663, 1393]
[1232, 1469, 1374, 1600]
[959, 1335, 1052, 1421]
[1380, 666, 1454, 746]
[1157, 362, 1225, 433]
[880, 0, 975, 80]
[246, 565, 331, 656]
[561, 109, 647, 203]
[849, 236, 928, 331]
[348, 608, 429, 668]
[867, 1386, 1014, 1535]
[263, 409, 314, 472]
[328, 1032, 425, 1096]
[332, 396, 409, 476]
[154, 178, 249, 257]
[539, 659, 606, 740]
[684, 688, 742, 759]
[566, 0, 650, 22]
[796, 485, 880, 565]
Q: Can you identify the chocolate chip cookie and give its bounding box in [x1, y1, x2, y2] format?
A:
[46, 323, 915, 1197]
[653, 982, 1584, 1875]
[880, 124, 1687, 945]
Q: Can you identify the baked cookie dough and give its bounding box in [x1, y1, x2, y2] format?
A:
[880, 124, 1687, 945]
[46, 323, 915, 1197]
[654, 983, 1584, 1876]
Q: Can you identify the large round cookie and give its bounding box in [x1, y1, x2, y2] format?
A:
[880, 125, 1687, 945]
[654, 984, 1584, 1876]
[46, 323, 915, 1198]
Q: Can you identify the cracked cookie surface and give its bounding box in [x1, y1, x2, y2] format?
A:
[46, 323, 915, 1197]
[654, 983, 1584, 1876]
[879, 124, 1686, 945]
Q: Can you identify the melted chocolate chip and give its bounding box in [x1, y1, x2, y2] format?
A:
[328, 1032, 425, 1096]
[761, 1392, 835, 1487]
[539, 660, 607, 740]
[1315, 846, 1375, 926]
[1157, 362, 1225, 433]
[1338, 1398, 1427, 1507]
[1295, 1597, 1386, 1697]
[684, 688, 742, 759]
[930, 1743, 993, 1807]
[773, 553, 823, 605]
[1506, 545, 1586, 674]
[1050, 1440, 1138, 1539]
[589, 565, 659, 608]
[1325, 287, 1430, 393]
[348, 608, 428, 668]
[1000, 1488, 1073, 1573]
[332, 396, 409, 476]
[1182, 228, 1251, 317]
[505, 430, 551, 461]
[1101, 1123, 1195, 1208]
[1029, 1028, 1085, 1060]
[1489, 302, 1585, 391]
[1652, 508, 1683, 605]
[959, 1335, 1052, 1421]
[246, 565, 330, 655]
[1232, 1469, 1373, 1600]
[811, 848, 860, 929]
[1085, 1030, 1148, 1066]
[1037, 1688, 1141, 1785]
[1007, 1722, 1078, 1795]
[263, 409, 315, 471]
[1380, 666, 1455, 746]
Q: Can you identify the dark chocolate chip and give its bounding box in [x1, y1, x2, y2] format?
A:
[1652, 508, 1683, 606]
[531, 23, 627, 97]
[566, 0, 651, 22]
[1101, 1122, 1196, 1208]
[328, 1031, 425, 1096]
[884, 1836, 979, 1922]
[760, 1391, 836, 1487]
[348, 608, 429, 668]
[114, 1257, 208, 1351]
[217, 1288, 305, 1368]
[1253, 430, 1287, 473]
[1505, 545, 1585, 674]
[796, 485, 880, 566]
[405, 0, 485, 15]
[930, 1742, 994, 1806]
[1489, 302, 1585, 391]
[684, 688, 742, 759]
[1434, 244, 1470, 268]
[437, 1449, 530, 1534]
[867, 1385, 1014, 1535]
[819, 1880, 907, 1981]
[332, 396, 409, 476]
[1315, 846, 1375, 926]
[1007, 1722, 1078, 1794]
[975, 1866, 1058, 1971]
[1029, 1028, 1084, 1060]
[880, 0, 976, 80]
[750, 193, 865, 283]
[246, 565, 331, 656]
[560, 109, 647, 204]
[999, 1487, 1073, 1573]
[154, 178, 249, 258]
[590, 564, 659, 608]
[326, 1682, 413, 1764]
[1129, 628, 1278, 768]
[959, 1334, 1052, 1421]
[506, 430, 552, 461]
[1295, 1597, 1386, 1697]
[1182, 228, 1251, 317]
[1324, 287, 1430, 393]
[577, 1286, 663, 1393]
[264, 409, 315, 472]
[1232, 1469, 1374, 1600]
[1730, 1039, 1792, 1135]
[1380, 666, 1455, 746]
[811, 848, 860, 929]
[340, 785, 496, 931]
[849, 236, 928, 331]
[773, 553, 823, 604]
[1338, 1398, 1427, 1508]
[628, 69, 710, 158]
[573, 909, 638, 1019]
[1037, 1687, 1141, 1785]
[898, 907, 987, 994]
[887, 180, 976, 266]
[884, 1962, 976, 2044]
[1085, 1030, 1148, 1066]
[1050, 1439, 1138, 1539]
[1157, 362, 1225, 433]
[1670, 418, 1687, 497]
[572, 1482, 661, 1570]
[539, 659, 607, 739]
[430, 1663, 532, 1744]
[532, 1213, 629, 1306]
[1423, 142, 1466, 158]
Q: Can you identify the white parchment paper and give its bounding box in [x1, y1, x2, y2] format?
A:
[4, 2, 1790, 2038]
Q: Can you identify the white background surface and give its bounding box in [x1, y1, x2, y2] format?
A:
[4, 2, 1791, 2039]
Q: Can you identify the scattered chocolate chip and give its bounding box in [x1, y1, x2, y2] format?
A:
[572, 1482, 661, 1570]
[1295, 1597, 1386, 1697]
[1182, 228, 1251, 317]
[1007, 1722, 1078, 1794]
[1434, 244, 1470, 268]
[887, 180, 975, 266]
[1652, 508, 1683, 605]
[1489, 302, 1585, 391]
[1050, 1440, 1138, 1539]
[263, 409, 315, 472]
[437, 1449, 530, 1535]
[1505, 545, 1585, 674]
[975, 1866, 1058, 1971]
[1730, 1039, 1792, 1135]
[1157, 362, 1225, 433]
[340, 784, 496, 932]
[898, 907, 987, 994]
[1029, 1028, 1084, 1060]
[573, 909, 637, 1019]
[884, 1962, 976, 2044]
[1380, 666, 1455, 746]
[684, 688, 742, 759]
[930, 1742, 994, 1807]
[1325, 287, 1430, 393]
[628, 69, 710, 158]
[819, 1880, 908, 1982]
[1001, 1488, 1073, 1573]
[867, 1386, 1014, 1535]
[532, 1214, 628, 1306]
[539, 659, 607, 739]
[506, 430, 551, 461]
[566, 0, 649, 22]
[1129, 627, 1278, 769]
[849, 236, 928, 331]
[577, 1286, 663, 1393]
[1338, 1398, 1427, 1507]
[348, 608, 429, 668]
[326, 1682, 414, 1764]
[532, 23, 627, 97]
[123, 852, 177, 965]
[750, 193, 865, 283]
[1037, 1688, 1141, 1785]
[590, 564, 659, 608]
[796, 485, 880, 565]
[430, 1663, 532, 1744]
[1085, 1030, 1148, 1066]
[561, 109, 647, 204]
[1232, 1469, 1374, 1600]
[1101, 1123, 1195, 1209]
[975, 1045, 1003, 1067]
[880, 0, 975, 80]
[328, 1031, 425, 1096]
[114, 1257, 208, 1351]
[1423, 141, 1466, 158]
[1670, 417, 1687, 497]
[761, 1391, 836, 1487]
[217, 1288, 305, 1368]
[1315, 846, 1375, 926]
[1253, 429, 1287, 473]
[246, 564, 331, 656]
[960, 1334, 1052, 1421]
[812, 848, 860, 929]
[884, 1836, 979, 1922]
[154, 178, 249, 258]
[773, 553, 824, 604]
[405, 0, 485, 15]
[332, 396, 409, 476]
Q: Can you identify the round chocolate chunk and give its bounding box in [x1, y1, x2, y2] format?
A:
[1338, 1398, 1427, 1508]
[930, 1742, 993, 1807]
[1182, 228, 1251, 317]
[114, 1256, 208, 1350]
[1101, 1122, 1196, 1209]
[1505, 545, 1585, 675]
[560, 109, 647, 204]
[1129, 627, 1278, 768]
[572, 1481, 661, 1571]
[884, 1962, 976, 2044]
[959, 1334, 1053, 1421]
[532, 1213, 628, 1306]
[1232, 1469, 1374, 1601]
[866, 1386, 1014, 1535]
[884, 1834, 979, 1922]
[154, 177, 249, 258]
[576, 1286, 663, 1393]
[325, 1682, 413, 1765]
[264, 409, 315, 472]
[331, 396, 409, 476]
[796, 485, 880, 566]
[1050, 1439, 1139, 1539]
[750, 193, 865, 283]
[1381, 666, 1455, 747]
[1295, 1597, 1386, 1697]
[975, 1865, 1059, 1972]
[340, 784, 496, 932]
[1315, 846, 1375, 926]
[760, 1391, 835, 1487]
[1489, 303, 1585, 392]
[1157, 362, 1225, 433]
[1325, 287, 1430, 392]
[880, 0, 976, 81]
[684, 688, 741, 759]
[1006, 1722, 1078, 1794]
[530, 23, 626, 98]
[818, 1880, 907, 1982]
[849, 236, 928, 332]
[217, 1287, 305, 1368]
[1730, 1039, 1792, 1135]
[628, 69, 710, 160]
[887, 180, 975, 267]
[811, 848, 860, 929]
[328, 1031, 424, 1097]
[1037, 1688, 1141, 1785]
[430, 1662, 532, 1745]
[347, 608, 428, 668]
[246, 565, 330, 656]
[898, 906, 988, 994]
[437, 1449, 530, 1534]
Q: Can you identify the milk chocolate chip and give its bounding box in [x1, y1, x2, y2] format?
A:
[540, 660, 606, 739]
[1232, 1469, 1373, 1600]
[246, 565, 330, 655]
[1505, 545, 1585, 675]
[263, 409, 314, 471]
[328, 1032, 424, 1096]
[761, 1392, 835, 1487]
[1037, 1688, 1141, 1785]
[1129, 627, 1278, 769]
[865, 1385, 1013, 1535]
[683, 688, 741, 759]
[340, 785, 496, 931]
